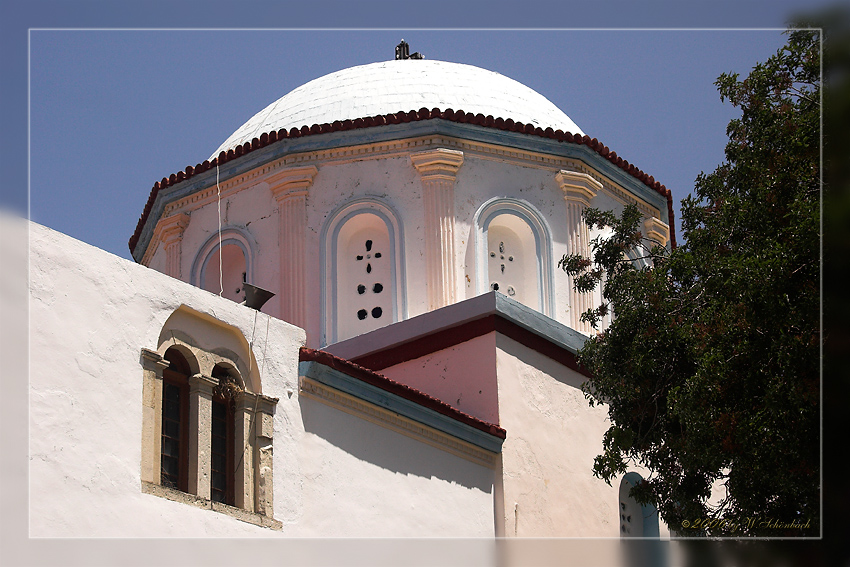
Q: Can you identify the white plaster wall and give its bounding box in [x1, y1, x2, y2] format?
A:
[30, 222, 495, 537]
[29, 222, 303, 537]
[283, 395, 496, 537]
[494, 334, 619, 537]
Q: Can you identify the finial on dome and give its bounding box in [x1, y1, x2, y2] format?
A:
[395, 39, 424, 60]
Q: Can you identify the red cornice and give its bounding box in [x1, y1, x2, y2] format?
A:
[129, 107, 677, 256]
[300, 346, 506, 440]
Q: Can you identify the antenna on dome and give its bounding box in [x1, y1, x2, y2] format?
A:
[395, 39, 424, 60]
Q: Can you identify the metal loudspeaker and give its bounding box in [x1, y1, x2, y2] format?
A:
[241, 283, 275, 311]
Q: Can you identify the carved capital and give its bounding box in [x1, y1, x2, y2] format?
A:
[268, 165, 319, 201]
[556, 170, 602, 207]
[140, 348, 170, 374]
[410, 148, 464, 181]
[189, 373, 217, 397]
[155, 213, 190, 246]
[643, 216, 670, 247]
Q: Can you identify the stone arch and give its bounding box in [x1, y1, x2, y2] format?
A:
[321, 198, 406, 345]
[211, 359, 245, 390]
[157, 306, 260, 394]
[158, 337, 201, 376]
[474, 197, 554, 316]
[191, 228, 256, 303]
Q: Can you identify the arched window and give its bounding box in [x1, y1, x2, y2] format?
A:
[191, 229, 255, 303]
[141, 307, 281, 528]
[619, 472, 660, 538]
[322, 199, 405, 345]
[161, 347, 190, 493]
[474, 198, 553, 316]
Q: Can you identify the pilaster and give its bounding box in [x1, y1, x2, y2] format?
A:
[155, 213, 189, 279]
[411, 148, 464, 310]
[140, 348, 170, 484]
[254, 394, 278, 517]
[234, 394, 255, 512]
[556, 170, 602, 333]
[269, 166, 318, 328]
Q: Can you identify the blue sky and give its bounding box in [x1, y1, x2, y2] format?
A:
[3, 1, 828, 261]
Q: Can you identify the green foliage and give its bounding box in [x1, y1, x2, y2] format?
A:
[561, 29, 820, 537]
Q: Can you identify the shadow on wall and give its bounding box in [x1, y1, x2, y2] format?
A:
[496, 333, 587, 392]
[299, 396, 495, 493]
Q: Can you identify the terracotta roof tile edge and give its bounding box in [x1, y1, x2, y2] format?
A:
[299, 346, 506, 440]
[130, 108, 676, 254]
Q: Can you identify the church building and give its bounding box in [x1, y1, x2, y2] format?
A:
[29, 42, 673, 539]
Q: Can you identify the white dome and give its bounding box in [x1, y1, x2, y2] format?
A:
[211, 59, 585, 159]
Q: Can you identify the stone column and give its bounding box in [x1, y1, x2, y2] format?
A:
[410, 149, 464, 310]
[188, 373, 216, 499]
[140, 348, 170, 485]
[269, 166, 318, 328]
[556, 170, 602, 333]
[156, 213, 189, 279]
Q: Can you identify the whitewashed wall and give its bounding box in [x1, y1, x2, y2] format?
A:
[494, 334, 619, 537]
[29, 222, 495, 537]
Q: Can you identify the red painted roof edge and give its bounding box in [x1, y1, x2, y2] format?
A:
[130, 107, 676, 255]
[299, 346, 507, 440]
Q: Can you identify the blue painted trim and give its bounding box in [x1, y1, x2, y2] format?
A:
[299, 360, 504, 454]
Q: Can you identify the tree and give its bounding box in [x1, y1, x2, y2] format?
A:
[560, 29, 820, 537]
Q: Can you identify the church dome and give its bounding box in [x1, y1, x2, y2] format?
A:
[211, 59, 585, 159]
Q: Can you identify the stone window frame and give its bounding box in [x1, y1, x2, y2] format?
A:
[190, 228, 256, 295]
[140, 332, 280, 530]
[320, 197, 407, 346]
[473, 197, 554, 317]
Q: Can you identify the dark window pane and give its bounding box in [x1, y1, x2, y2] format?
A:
[164, 420, 179, 438]
[162, 437, 177, 457]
